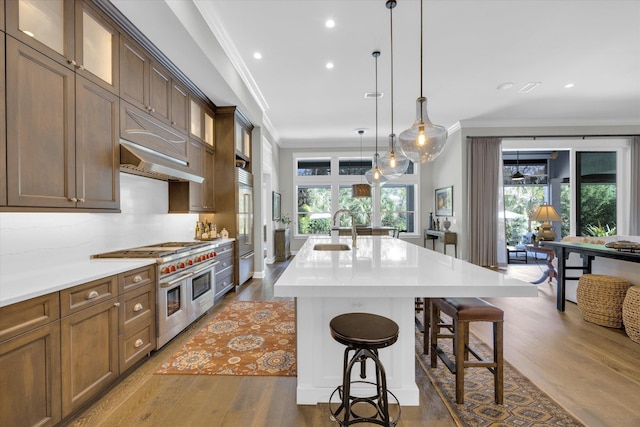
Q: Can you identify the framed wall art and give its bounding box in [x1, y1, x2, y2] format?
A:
[272, 191, 281, 221]
[435, 186, 453, 217]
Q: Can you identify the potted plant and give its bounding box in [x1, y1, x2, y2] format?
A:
[279, 214, 292, 229]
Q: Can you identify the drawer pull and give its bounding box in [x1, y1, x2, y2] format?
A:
[133, 303, 144, 312]
[114, 302, 120, 307]
[134, 339, 144, 348]
[222, 262, 228, 267]
[133, 275, 143, 283]
[86, 290, 99, 300]
[223, 281, 228, 286]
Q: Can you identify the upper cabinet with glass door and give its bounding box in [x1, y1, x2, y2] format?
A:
[189, 98, 215, 148]
[234, 112, 252, 161]
[6, 0, 119, 94]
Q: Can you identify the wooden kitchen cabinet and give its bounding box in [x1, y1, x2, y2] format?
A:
[60, 275, 119, 418]
[0, 292, 62, 427]
[0, 32, 5, 206]
[168, 139, 215, 213]
[6, 33, 119, 210]
[6, 0, 118, 94]
[215, 107, 254, 285]
[274, 228, 291, 262]
[75, 75, 120, 210]
[6, 37, 77, 208]
[0, 322, 62, 427]
[118, 265, 156, 373]
[120, 36, 188, 137]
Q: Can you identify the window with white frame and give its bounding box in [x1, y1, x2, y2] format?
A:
[293, 153, 419, 236]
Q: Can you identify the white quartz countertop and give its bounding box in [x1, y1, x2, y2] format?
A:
[0, 258, 156, 307]
[0, 238, 236, 307]
[274, 236, 538, 298]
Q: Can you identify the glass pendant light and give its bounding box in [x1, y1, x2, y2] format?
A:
[352, 129, 372, 197]
[378, 0, 410, 178]
[365, 51, 388, 188]
[398, 0, 448, 164]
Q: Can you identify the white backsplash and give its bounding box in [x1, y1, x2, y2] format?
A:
[0, 173, 199, 273]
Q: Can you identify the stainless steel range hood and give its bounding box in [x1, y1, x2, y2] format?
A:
[120, 140, 204, 183]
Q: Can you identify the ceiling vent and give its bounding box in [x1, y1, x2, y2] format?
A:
[364, 92, 384, 99]
[519, 82, 542, 93]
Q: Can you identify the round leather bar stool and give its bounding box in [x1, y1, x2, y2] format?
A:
[328, 313, 400, 427]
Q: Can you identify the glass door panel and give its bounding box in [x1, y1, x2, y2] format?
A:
[82, 9, 113, 85]
[190, 100, 202, 139]
[204, 112, 214, 146]
[576, 151, 617, 236]
[18, 0, 65, 55]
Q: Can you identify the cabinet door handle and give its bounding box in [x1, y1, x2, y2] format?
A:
[78, 198, 85, 203]
[134, 339, 144, 348]
[114, 302, 121, 307]
[86, 290, 99, 300]
[69, 197, 78, 202]
[68, 59, 77, 66]
[77, 64, 85, 71]
[133, 303, 144, 312]
[133, 275, 143, 283]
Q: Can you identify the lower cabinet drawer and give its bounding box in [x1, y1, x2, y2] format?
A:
[0, 292, 60, 342]
[215, 270, 234, 298]
[119, 319, 155, 374]
[61, 275, 118, 316]
[119, 283, 154, 329]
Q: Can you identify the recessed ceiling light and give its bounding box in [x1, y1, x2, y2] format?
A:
[325, 19, 335, 28]
[519, 82, 542, 93]
[326, 62, 334, 69]
[253, 52, 262, 60]
[564, 83, 575, 89]
[496, 82, 514, 91]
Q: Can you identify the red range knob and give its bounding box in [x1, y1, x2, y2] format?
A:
[170, 265, 176, 272]
[212, 251, 217, 257]
[179, 262, 186, 268]
[162, 267, 170, 274]
[196, 256, 201, 262]
[188, 260, 193, 265]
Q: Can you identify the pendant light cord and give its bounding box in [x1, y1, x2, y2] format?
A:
[374, 51, 379, 164]
[390, 4, 394, 134]
[420, 0, 423, 98]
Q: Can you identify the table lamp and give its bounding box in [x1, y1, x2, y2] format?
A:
[531, 204, 562, 241]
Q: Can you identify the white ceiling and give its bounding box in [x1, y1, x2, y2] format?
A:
[112, 0, 640, 149]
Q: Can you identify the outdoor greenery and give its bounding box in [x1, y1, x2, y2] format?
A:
[579, 184, 617, 236]
[504, 183, 617, 242]
[296, 185, 413, 235]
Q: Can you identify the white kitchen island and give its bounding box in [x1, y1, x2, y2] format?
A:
[274, 235, 538, 406]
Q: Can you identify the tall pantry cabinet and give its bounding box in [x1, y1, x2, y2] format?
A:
[215, 106, 254, 286]
[4, 0, 120, 210]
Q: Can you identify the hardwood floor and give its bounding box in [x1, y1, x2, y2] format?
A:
[66, 259, 640, 427]
[476, 263, 640, 427]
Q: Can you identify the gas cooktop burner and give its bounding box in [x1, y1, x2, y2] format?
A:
[92, 241, 211, 259]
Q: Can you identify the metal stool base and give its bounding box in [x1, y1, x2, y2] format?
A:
[328, 381, 400, 427]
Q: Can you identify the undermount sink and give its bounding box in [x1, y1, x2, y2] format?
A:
[313, 243, 350, 251]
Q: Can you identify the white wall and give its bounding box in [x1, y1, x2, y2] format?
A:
[0, 173, 198, 276]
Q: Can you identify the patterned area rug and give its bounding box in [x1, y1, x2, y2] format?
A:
[415, 323, 585, 427]
[155, 301, 296, 376]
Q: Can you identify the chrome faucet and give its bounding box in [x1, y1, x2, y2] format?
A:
[333, 209, 357, 248]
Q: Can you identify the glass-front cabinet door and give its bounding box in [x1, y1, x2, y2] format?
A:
[7, 0, 118, 93]
[75, 1, 119, 94]
[7, 0, 74, 64]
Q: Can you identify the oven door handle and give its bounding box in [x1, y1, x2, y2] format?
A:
[191, 261, 219, 276]
[160, 272, 193, 288]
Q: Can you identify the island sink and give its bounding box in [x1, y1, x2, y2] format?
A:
[313, 243, 350, 251]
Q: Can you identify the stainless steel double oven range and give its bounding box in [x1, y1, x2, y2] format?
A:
[93, 241, 221, 348]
